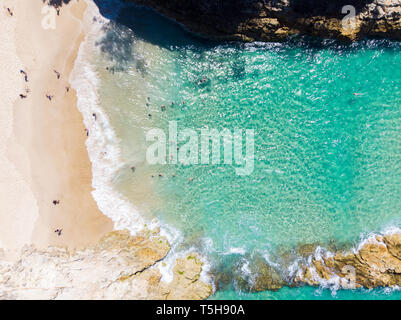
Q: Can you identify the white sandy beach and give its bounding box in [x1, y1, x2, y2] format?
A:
[0, 0, 112, 254]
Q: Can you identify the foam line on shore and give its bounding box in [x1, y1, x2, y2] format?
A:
[70, 0, 149, 233]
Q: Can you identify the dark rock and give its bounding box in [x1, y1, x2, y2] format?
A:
[125, 0, 401, 42]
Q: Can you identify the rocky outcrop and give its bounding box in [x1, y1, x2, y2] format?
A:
[127, 0, 401, 42]
[0, 229, 213, 299]
[294, 233, 401, 289]
[213, 233, 401, 293]
[214, 254, 286, 292]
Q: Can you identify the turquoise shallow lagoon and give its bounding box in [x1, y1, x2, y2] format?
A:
[90, 1, 401, 299]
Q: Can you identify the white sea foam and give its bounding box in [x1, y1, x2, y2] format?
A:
[354, 225, 401, 253]
[70, 0, 149, 234]
[226, 247, 246, 255]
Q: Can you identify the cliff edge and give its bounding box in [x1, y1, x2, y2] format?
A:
[127, 0, 401, 42]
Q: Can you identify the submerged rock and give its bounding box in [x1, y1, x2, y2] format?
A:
[251, 261, 286, 292]
[235, 255, 286, 292]
[127, 0, 401, 42]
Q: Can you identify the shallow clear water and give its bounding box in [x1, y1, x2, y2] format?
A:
[90, 1, 401, 299]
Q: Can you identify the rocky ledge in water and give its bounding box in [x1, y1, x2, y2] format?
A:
[0, 229, 213, 299]
[215, 233, 401, 293]
[127, 0, 401, 42]
[293, 233, 401, 289]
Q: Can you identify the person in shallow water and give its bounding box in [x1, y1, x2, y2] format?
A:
[197, 76, 207, 85]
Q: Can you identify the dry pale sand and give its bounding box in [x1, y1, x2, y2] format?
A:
[0, 1, 39, 252]
[0, 0, 112, 254]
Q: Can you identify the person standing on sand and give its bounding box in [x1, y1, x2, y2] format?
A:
[53, 69, 61, 79]
[19, 69, 28, 82]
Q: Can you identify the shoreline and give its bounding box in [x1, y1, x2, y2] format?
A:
[70, 0, 150, 235]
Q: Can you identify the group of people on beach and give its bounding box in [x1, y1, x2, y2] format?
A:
[19, 68, 65, 101]
[18, 65, 74, 238]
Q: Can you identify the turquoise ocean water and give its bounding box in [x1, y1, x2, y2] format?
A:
[84, 1, 401, 299]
